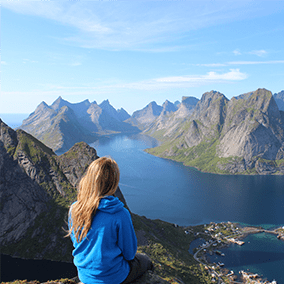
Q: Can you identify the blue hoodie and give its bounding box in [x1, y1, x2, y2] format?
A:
[69, 196, 137, 284]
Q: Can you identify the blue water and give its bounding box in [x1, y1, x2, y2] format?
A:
[0, 113, 29, 129]
[90, 134, 284, 227]
[208, 233, 284, 283]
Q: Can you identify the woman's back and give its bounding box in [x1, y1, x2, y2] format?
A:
[70, 196, 137, 284]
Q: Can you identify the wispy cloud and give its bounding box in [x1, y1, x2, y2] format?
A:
[193, 59, 284, 67]
[248, 49, 268, 57]
[233, 49, 242, 56]
[32, 69, 248, 92]
[23, 58, 38, 64]
[229, 60, 284, 65]
[195, 63, 227, 67]
[2, 69, 248, 99]
[3, 1, 281, 51]
[155, 69, 247, 84]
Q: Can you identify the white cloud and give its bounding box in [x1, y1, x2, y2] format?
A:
[249, 50, 268, 57]
[1, 61, 7, 65]
[233, 49, 242, 56]
[22, 59, 38, 64]
[229, 60, 284, 65]
[155, 69, 247, 84]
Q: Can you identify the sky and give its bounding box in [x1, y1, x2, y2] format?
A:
[1, 0, 284, 115]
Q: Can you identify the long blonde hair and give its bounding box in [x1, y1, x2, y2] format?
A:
[67, 157, 120, 243]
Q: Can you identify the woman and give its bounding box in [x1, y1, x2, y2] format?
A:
[67, 157, 153, 284]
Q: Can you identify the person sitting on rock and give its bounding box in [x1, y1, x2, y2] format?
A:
[67, 157, 153, 284]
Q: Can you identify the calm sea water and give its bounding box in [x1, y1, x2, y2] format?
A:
[90, 134, 284, 227]
[207, 233, 284, 283]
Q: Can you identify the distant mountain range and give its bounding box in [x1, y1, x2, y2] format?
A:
[20, 97, 138, 153]
[19, 96, 181, 153]
[16, 88, 284, 174]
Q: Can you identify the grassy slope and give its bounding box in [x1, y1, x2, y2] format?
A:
[132, 215, 213, 283]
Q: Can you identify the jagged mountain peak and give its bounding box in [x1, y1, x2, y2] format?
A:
[192, 90, 228, 121]
[199, 90, 227, 102]
[99, 99, 110, 106]
[38, 101, 49, 108]
[51, 96, 68, 110]
[51, 96, 91, 115]
[117, 108, 131, 121]
[161, 100, 177, 114]
[147, 101, 163, 115]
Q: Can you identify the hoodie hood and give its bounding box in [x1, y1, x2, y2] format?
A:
[98, 196, 124, 214]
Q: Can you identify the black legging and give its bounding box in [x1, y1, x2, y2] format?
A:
[121, 253, 153, 284]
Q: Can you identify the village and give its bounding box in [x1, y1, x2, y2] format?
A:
[185, 222, 284, 284]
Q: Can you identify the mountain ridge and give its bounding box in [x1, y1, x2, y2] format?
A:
[18, 88, 284, 174]
[146, 88, 284, 175]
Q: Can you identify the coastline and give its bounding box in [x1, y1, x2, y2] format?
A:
[190, 222, 284, 283]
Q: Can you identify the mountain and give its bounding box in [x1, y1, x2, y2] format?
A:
[126, 101, 163, 130]
[117, 107, 131, 121]
[146, 89, 284, 175]
[0, 119, 212, 283]
[274, 90, 284, 111]
[20, 102, 97, 154]
[51, 96, 92, 116]
[20, 97, 138, 153]
[143, 96, 199, 139]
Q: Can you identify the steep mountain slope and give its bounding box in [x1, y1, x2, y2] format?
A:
[117, 107, 131, 121]
[146, 89, 284, 175]
[144, 96, 199, 140]
[20, 97, 138, 153]
[1, 119, 77, 260]
[21, 103, 97, 153]
[1, 119, 213, 283]
[126, 101, 163, 130]
[274, 90, 284, 111]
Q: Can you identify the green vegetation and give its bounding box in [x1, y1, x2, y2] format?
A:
[132, 215, 213, 283]
[146, 137, 242, 175]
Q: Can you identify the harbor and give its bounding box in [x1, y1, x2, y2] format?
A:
[189, 222, 284, 283]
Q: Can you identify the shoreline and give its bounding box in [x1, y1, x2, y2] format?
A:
[191, 222, 284, 283]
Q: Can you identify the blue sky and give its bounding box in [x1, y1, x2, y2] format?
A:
[1, 0, 284, 115]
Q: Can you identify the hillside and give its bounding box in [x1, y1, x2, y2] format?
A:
[146, 89, 284, 175]
[0, 119, 213, 283]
